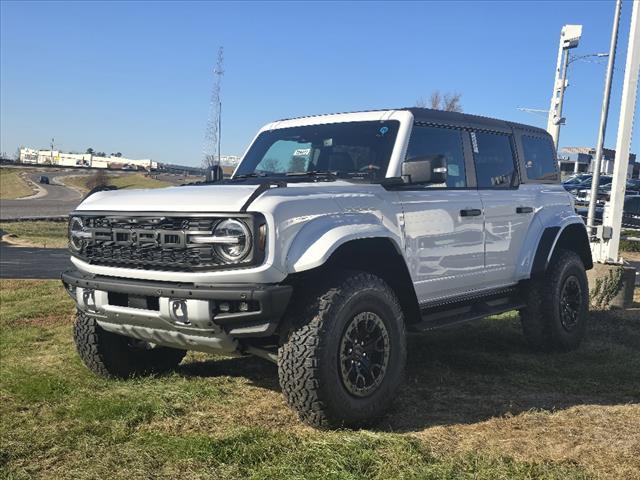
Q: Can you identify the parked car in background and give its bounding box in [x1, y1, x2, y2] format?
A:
[566, 176, 612, 199]
[562, 173, 591, 191]
[39, 175, 49, 184]
[577, 196, 640, 228]
[574, 179, 640, 206]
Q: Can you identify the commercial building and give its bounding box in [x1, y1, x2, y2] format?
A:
[18, 148, 157, 171]
[558, 146, 638, 178]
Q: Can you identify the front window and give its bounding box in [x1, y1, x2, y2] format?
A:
[235, 121, 400, 182]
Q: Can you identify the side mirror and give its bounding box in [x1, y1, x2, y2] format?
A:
[401, 155, 447, 184]
[206, 165, 224, 182]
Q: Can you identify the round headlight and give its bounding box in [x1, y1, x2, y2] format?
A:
[213, 219, 251, 262]
[68, 216, 84, 252]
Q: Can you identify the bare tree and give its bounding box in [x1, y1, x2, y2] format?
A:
[429, 91, 443, 109]
[443, 92, 463, 112]
[87, 170, 109, 190]
[415, 90, 463, 112]
[204, 154, 217, 168]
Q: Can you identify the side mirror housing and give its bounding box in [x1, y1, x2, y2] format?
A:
[401, 155, 447, 184]
[206, 165, 224, 182]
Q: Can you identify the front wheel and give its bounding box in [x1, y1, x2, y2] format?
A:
[73, 312, 186, 378]
[278, 271, 406, 428]
[520, 249, 589, 351]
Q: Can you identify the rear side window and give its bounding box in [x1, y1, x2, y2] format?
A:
[472, 131, 516, 188]
[521, 135, 558, 181]
[405, 125, 467, 188]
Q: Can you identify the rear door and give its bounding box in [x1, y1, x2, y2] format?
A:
[472, 130, 534, 288]
[397, 124, 485, 302]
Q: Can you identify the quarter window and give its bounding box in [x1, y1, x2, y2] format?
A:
[521, 135, 558, 181]
[405, 125, 467, 188]
[472, 131, 516, 188]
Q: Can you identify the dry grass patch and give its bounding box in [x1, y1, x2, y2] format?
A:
[61, 172, 171, 194]
[0, 168, 33, 199]
[0, 220, 68, 248]
[1, 280, 637, 479]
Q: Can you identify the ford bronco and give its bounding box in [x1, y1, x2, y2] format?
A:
[62, 108, 592, 428]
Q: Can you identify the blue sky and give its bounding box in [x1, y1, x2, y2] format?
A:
[1, 0, 638, 166]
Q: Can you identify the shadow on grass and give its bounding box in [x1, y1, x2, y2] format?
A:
[176, 309, 640, 433]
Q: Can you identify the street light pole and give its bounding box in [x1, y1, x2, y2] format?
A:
[586, 0, 623, 231]
[547, 24, 582, 149]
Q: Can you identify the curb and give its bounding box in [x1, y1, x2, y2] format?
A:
[15, 172, 48, 200]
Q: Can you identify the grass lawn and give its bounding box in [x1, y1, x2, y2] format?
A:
[62, 173, 171, 194]
[0, 168, 33, 200]
[1, 280, 638, 479]
[0, 221, 68, 248]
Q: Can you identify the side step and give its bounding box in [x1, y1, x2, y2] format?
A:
[408, 292, 525, 333]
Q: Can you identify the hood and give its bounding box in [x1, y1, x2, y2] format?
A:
[76, 184, 261, 213]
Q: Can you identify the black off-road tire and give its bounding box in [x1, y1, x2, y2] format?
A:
[278, 270, 406, 428]
[520, 249, 589, 352]
[73, 311, 187, 378]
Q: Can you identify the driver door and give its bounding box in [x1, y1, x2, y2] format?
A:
[397, 124, 485, 303]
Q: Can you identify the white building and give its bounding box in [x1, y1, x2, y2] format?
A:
[19, 148, 157, 171]
[220, 155, 241, 167]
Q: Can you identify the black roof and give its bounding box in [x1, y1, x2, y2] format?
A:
[275, 107, 549, 137]
[403, 107, 548, 135]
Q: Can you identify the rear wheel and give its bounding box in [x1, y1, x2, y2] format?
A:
[520, 249, 589, 351]
[278, 270, 406, 428]
[73, 311, 186, 378]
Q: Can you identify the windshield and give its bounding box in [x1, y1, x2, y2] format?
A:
[234, 120, 400, 181]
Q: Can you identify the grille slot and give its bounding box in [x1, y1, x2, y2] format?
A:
[75, 215, 245, 271]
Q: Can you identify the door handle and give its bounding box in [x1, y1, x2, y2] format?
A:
[460, 208, 482, 217]
[516, 206, 533, 214]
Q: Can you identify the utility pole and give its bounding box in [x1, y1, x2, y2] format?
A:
[597, 0, 640, 263]
[547, 24, 583, 149]
[50, 138, 55, 165]
[586, 0, 622, 231]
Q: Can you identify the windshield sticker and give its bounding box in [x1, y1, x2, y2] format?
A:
[378, 126, 389, 137]
[448, 164, 460, 177]
[293, 148, 311, 157]
[323, 138, 333, 147]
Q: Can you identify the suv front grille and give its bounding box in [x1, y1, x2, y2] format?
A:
[72, 215, 257, 271]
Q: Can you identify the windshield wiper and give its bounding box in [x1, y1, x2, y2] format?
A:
[233, 172, 269, 179]
[285, 170, 337, 179]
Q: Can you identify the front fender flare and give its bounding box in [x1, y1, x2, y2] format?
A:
[285, 213, 403, 273]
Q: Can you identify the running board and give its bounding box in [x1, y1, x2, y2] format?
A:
[409, 294, 525, 333]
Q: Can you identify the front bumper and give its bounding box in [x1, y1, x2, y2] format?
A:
[61, 269, 292, 351]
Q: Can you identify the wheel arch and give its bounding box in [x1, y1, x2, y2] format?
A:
[531, 221, 593, 278]
[287, 236, 421, 325]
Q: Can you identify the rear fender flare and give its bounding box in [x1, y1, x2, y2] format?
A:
[516, 207, 592, 281]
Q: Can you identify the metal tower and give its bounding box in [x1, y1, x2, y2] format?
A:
[204, 46, 224, 169]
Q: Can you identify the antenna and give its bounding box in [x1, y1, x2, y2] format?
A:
[203, 46, 224, 170]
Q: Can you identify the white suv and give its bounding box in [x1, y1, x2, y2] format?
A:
[62, 108, 592, 428]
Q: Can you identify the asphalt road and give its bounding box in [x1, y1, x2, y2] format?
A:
[0, 171, 83, 219]
[0, 242, 71, 279]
